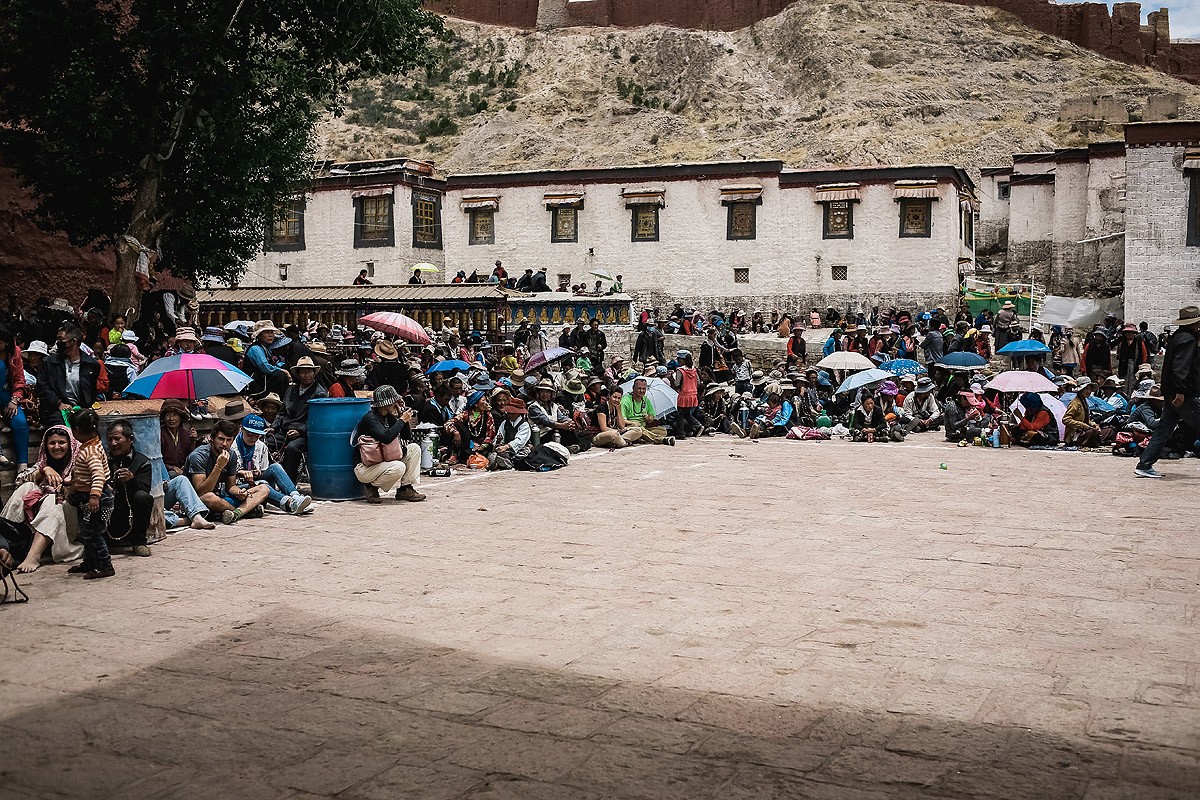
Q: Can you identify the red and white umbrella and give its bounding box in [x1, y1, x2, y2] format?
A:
[358, 312, 431, 346]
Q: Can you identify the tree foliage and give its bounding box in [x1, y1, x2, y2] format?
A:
[0, 0, 445, 301]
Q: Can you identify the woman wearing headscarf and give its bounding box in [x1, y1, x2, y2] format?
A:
[1015, 392, 1058, 447]
[443, 391, 495, 465]
[1, 425, 84, 571]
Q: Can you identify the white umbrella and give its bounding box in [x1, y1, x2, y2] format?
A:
[816, 352, 875, 371]
[590, 269, 616, 282]
[619, 376, 679, 416]
[986, 370, 1057, 394]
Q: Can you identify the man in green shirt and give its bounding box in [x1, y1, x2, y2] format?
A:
[619, 378, 674, 445]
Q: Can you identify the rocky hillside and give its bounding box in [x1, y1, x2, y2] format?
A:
[317, 0, 1200, 174]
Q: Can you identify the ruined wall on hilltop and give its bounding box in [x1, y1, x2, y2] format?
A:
[432, 0, 1200, 84]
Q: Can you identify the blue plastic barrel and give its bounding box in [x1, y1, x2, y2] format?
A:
[307, 397, 371, 501]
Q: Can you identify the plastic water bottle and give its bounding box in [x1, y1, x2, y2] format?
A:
[991, 429, 1000, 448]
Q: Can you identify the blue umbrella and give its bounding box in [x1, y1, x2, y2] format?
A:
[836, 368, 895, 395]
[936, 352, 989, 371]
[426, 359, 472, 375]
[877, 358, 926, 376]
[997, 339, 1052, 356]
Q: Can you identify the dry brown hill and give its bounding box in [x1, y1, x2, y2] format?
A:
[317, 0, 1200, 174]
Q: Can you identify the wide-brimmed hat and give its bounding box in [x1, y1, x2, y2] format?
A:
[586, 376, 604, 388]
[1103, 375, 1121, 386]
[705, 383, 727, 397]
[159, 398, 190, 419]
[1001, 301, 1015, 309]
[202, 327, 225, 343]
[307, 340, 328, 354]
[562, 377, 587, 395]
[610, 355, 625, 366]
[509, 369, 526, 385]
[174, 326, 199, 344]
[177, 285, 197, 301]
[534, 378, 555, 392]
[504, 398, 528, 414]
[1136, 363, 1154, 374]
[216, 399, 251, 421]
[374, 340, 399, 361]
[336, 359, 367, 379]
[979, 325, 992, 333]
[490, 385, 512, 399]
[1074, 376, 1093, 390]
[899, 374, 917, 385]
[121, 329, 140, 343]
[292, 356, 318, 374]
[751, 370, 768, 386]
[915, 377, 935, 393]
[1121, 323, 1138, 333]
[251, 319, 282, 339]
[241, 414, 268, 436]
[371, 385, 402, 408]
[470, 376, 496, 392]
[257, 392, 283, 410]
[25, 340, 50, 356]
[778, 381, 796, 391]
[49, 297, 73, 313]
[1172, 305, 1200, 326]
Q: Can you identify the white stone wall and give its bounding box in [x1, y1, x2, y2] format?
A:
[977, 173, 1010, 256]
[1125, 144, 1199, 328]
[443, 176, 965, 310]
[1006, 181, 1055, 282]
[240, 183, 447, 288]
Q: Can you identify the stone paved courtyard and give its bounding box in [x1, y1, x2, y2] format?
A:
[2, 436, 1198, 799]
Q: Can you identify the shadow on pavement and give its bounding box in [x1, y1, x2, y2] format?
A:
[0, 608, 1194, 799]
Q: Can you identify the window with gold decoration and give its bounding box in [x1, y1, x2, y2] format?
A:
[631, 205, 659, 242]
[412, 191, 442, 249]
[822, 201, 853, 239]
[727, 202, 757, 241]
[469, 210, 494, 245]
[899, 198, 932, 238]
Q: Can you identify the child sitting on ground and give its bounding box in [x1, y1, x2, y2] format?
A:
[67, 408, 115, 580]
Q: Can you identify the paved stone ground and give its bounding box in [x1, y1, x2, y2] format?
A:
[2, 436, 1198, 799]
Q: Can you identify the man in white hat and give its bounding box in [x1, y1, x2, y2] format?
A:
[1136, 305, 1200, 478]
[276, 356, 328, 480]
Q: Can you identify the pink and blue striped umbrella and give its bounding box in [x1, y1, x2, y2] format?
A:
[123, 353, 252, 400]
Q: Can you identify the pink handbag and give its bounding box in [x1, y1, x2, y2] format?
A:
[357, 435, 406, 466]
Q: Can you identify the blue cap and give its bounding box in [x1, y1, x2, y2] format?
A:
[241, 414, 268, 435]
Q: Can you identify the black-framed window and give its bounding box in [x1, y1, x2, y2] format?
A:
[831, 265, 848, 281]
[354, 195, 394, 248]
[469, 209, 495, 245]
[631, 205, 659, 242]
[733, 267, 750, 283]
[961, 206, 974, 249]
[550, 206, 579, 243]
[726, 201, 758, 240]
[412, 191, 442, 249]
[898, 198, 932, 238]
[267, 199, 305, 251]
[1188, 174, 1200, 247]
[822, 201, 854, 239]
[997, 182, 1011, 201]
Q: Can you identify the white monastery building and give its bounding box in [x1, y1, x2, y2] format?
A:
[980, 120, 1200, 329]
[1124, 120, 1200, 329]
[241, 159, 977, 315]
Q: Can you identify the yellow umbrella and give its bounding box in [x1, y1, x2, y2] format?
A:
[413, 262, 440, 273]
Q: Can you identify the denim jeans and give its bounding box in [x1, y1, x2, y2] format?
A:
[163, 474, 209, 527]
[1138, 395, 1200, 470]
[255, 463, 298, 507]
[70, 489, 114, 571]
[0, 388, 29, 466]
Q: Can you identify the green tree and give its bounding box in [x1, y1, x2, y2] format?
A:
[0, 0, 444, 318]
